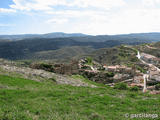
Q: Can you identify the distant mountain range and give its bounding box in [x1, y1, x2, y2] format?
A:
[0, 32, 160, 61]
[1, 32, 160, 42]
[0, 32, 87, 41]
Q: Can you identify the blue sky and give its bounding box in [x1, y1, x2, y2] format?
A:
[0, 0, 160, 35]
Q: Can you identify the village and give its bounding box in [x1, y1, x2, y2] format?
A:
[77, 51, 160, 94]
[28, 49, 160, 94]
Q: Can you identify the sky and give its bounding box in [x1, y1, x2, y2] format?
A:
[0, 0, 160, 35]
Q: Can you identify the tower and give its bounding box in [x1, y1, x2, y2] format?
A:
[143, 73, 149, 93]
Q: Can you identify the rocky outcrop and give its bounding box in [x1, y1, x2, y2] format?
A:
[141, 53, 160, 65]
[113, 73, 131, 82]
[80, 70, 114, 84]
[30, 60, 79, 75]
[0, 59, 94, 87]
[150, 90, 160, 95]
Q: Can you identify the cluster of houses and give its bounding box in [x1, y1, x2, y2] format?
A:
[78, 58, 160, 93]
[103, 65, 132, 73]
[141, 53, 160, 64]
[45, 57, 159, 94]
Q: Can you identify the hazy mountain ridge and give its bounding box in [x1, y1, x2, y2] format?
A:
[1, 32, 160, 42]
[0, 37, 148, 60]
[0, 32, 88, 41]
[0, 32, 160, 60]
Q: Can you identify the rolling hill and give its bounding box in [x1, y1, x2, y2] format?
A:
[0, 32, 160, 61]
[0, 34, 160, 120]
[0, 32, 87, 41]
[1, 32, 160, 42]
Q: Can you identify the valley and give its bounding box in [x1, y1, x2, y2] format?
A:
[1, 0, 160, 119]
[0, 32, 159, 61]
[0, 33, 160, 119]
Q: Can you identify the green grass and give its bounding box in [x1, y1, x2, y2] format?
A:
[0, 75, 160, 120]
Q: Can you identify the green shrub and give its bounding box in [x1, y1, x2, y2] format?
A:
[131, 57, 138, 62]
[105, 72, 114, 77]
[32, 63, 54, 72]
[155, 84, 160, 90]
[119, 52, 126, 57]
[127, 93, 137, 98]
[136, 65, 146, 73]
[40, 63, 52, 69]
[86, 57, 93, 65]
[98, 66, 105, 71]
[114, 83, 128, 90]
[129, 86, 139, 91]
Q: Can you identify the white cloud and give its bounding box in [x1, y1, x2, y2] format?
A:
[78, 8, 160, 35]
[0, 23, 15, 27]
[46, 10, 107, 19]
[70, 0, 126, 9]
[9, 0, 126, 11]
[46, 18, 68, 24]
[10, 0, 53, 11]
[43, 4, 160, 35]
[2, 0, 160, 35]
[142, 0, 160, 7]
[0, 8, 16, 13]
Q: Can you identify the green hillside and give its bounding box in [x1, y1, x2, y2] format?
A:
[0, 33, 154, 60]
[135, 42, 160, 58]
[26, 46, 95, 63]
[0, 75, 159, 120]
[0, 38, 160, 120]
[81, 45, 139, 65]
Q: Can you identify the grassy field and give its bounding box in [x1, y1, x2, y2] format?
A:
[0, 75, 159, 120]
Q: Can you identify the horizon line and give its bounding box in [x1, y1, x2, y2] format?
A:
[0, 31, 160, 36]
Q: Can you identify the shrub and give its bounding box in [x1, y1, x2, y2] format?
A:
[119, 52, 126, 57]
[131, 57, 138, 62]
[98, 66, 105, 71]
[105, 72, 114, 77]
[86, 57, 93, 65]
[114, 83, 128, 90]
[155, 84, 160, 90]
[127, 93, 137, 98]
[129, 86, 139, 91]
[136, 65, 146, 73]
[40, 63, 52, 69]
[32, 63, 54, 72]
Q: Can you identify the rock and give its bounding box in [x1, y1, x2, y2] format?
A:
[151, 75, 160, 82]
[147, 86, 155, 91]
[0, 63, 93, 87]
[150, 90, 160, 95]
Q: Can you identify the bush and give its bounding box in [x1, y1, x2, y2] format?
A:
[129, 86, 139, 91]
[105, 72, 114, 77]
[127, 93, 137, 98]
[40, 63, 53, 69]
[136, 65, 146, 73]
[119, 52, 127, 57]
[32, 63, 54, 72]
[114, 83, 128, 90]
[86, 57, 93, 65]
[131, 57, 138, 62]
[155, 84, 160, 90]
